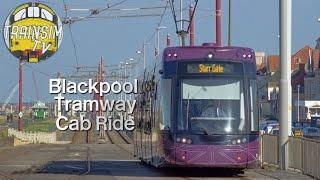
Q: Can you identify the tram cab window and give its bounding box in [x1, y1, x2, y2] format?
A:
[27, 7, 40, 18]
[179, 78, 247, 134]
[14, 9, 26, 22]
[160, 79, 172, 130]
[250, 79, 259, 131]
[41, 9, 53, 21]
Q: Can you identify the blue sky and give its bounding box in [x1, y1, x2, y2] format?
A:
[1, 0, 320, 102]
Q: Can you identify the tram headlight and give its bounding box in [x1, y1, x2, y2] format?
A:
[208, 53, 213, 59]
[242, 138, 247, 143]
[232, 139, 244, 145]
[176, 137, 192, 144]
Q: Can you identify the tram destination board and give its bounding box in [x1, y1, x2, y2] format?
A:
[179, 61, 243, 75]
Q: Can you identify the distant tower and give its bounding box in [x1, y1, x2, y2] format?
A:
[315, 37, 320, 50]
[316, 38, 320, 70]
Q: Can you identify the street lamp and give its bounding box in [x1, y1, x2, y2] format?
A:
[156, 26, 167, 57]
[137, 42, 150, 70]
[297, 84, 300, 122]
[119, 61, 125, 100]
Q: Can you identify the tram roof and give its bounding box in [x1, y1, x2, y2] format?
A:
[163, 45, 256, 63]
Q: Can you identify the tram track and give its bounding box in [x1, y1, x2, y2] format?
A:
[106, 130, 134, 156]
[116, 130, 132, 144]
[0, 171, 16, 180]
[106, 130, 131, 145]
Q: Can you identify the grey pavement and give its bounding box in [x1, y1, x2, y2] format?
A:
[0, 144, 314, 180]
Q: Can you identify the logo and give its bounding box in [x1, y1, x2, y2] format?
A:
[3, 2, 63, 63]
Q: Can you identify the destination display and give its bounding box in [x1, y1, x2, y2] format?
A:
[180, 62, 243, 75]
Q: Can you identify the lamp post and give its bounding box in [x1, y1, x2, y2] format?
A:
[279, 0, 292, 170]
[128, 58, 134, 100]
[119, 61, 125, 100]
[137, 42, 150, 70]
[297, 84, 300, 122]
[228, 0, 232, 46]
[156, 26, 167, 58]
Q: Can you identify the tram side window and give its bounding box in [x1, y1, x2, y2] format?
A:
[160, 79, 172, 130]
[41, 9, 53, 21]
[250, 79, 259, 131]
[14, 9, 26, 22]
[27, 7, 40, 18]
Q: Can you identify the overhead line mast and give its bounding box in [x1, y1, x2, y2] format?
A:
[215, 0, 222, 46]
[169, 0, 198, 46]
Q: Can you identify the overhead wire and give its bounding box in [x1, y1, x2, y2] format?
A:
[141, 0, 199, 72]
[72, 14, 162, 22]
[23, 63, 55, 78]
[69, 0, 129, 23]
[169, 0, 199, 34]
[63, 0, 80, 69]
[68, 6, 166, 12]
[169, 0, 179, 34]
[134, 0, 170, 70]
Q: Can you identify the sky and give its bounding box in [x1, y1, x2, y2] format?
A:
[0, 0, 320, 102]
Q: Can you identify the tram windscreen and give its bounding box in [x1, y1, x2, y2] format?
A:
[178, 78, 247, 134]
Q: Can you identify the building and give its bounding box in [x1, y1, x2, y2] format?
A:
[292, 71, 320, 122]
[267, 45, 320, 73]
[31, 101, 48, 119]
[255, 52, 267, 75]
[294, 100, 320, 122]
[262, 44, 320, 121]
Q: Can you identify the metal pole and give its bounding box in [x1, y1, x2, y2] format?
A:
[297, 85, 300, 122]
[167, 34, 171, 47]
[124, 63, 127, 101]
[98, 58, 105, 140]
[18, 59, 23, 131]
[180, 0, 183, 46]
[228, 0, 231, 46]
[216, 0, 222, 46]
[157, 28, 160, 57]
[143, 43, 146, 69]
[120, 62, 124, 100]
[189, 5, 195, 46]
[279, 0, 292, 170]
[156, 27, 167, 57]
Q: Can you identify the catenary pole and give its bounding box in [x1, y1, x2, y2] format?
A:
[279, 0, 292, 170]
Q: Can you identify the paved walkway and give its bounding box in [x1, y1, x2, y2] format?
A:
[0, 144, 313, 180]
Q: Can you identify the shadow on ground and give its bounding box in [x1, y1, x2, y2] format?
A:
[37, 160, 244, 178]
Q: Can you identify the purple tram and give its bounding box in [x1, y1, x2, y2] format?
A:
[133, 43, 259, 170]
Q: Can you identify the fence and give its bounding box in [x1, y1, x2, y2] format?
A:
[261, 134, 320, 179]
[7, 128, 56, 144]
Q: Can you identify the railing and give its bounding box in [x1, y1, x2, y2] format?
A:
[261, 134, 320, 179]
[261, 134, 278, 165]
[7, 128, 56, 144]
